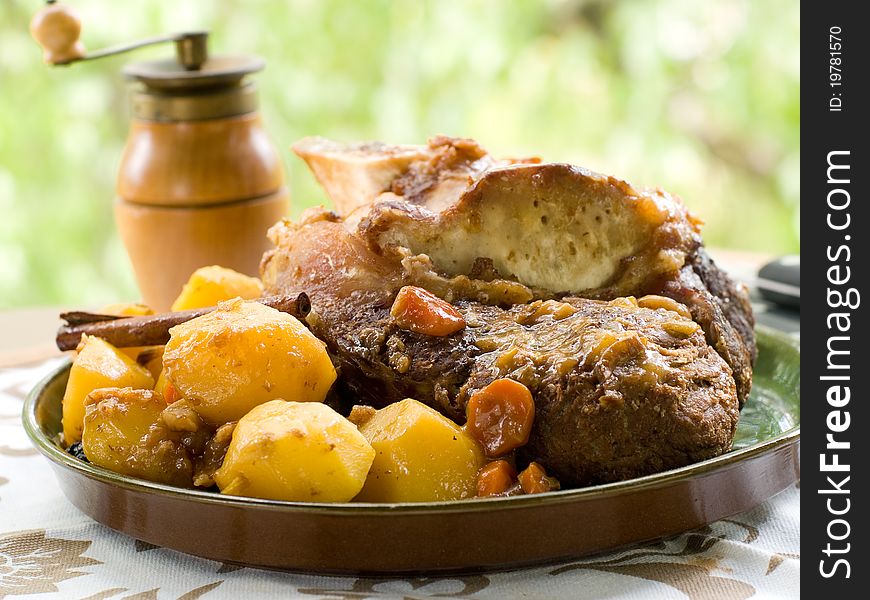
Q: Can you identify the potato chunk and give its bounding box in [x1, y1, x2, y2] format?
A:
[82, 388, 193, 487]
[100, 302, 155, 317]
[171, 265, 264, 311]
[62, 335, 155, 445]
[354, 399, 486, 502]
[214, 400, 375, 502]
[163, 299, 336, 424]
[153, 370, 168, 397]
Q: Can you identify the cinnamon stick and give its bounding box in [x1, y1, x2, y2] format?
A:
[59, 311, 124, 327]
[56, 293, 311, 352]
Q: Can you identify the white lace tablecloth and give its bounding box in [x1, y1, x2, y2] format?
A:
[0, 335, 799, 599]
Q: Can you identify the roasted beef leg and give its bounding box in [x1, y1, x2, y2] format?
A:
[293, 136, 756, 404]
[261, 217, 739, 486]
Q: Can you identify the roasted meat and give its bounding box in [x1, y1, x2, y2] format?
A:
[294, 136, 697, 297]
[293, 136, 755, 403]
[261, 215, 739, 485]
[262, 136, 756, 485]
[662, 248, 756, 404]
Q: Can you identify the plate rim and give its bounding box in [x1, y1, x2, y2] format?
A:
[23, 325, 800, 516]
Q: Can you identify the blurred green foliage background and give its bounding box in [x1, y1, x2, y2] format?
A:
[0, 0, 799, 309]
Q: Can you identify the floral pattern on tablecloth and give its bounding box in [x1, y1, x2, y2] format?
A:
[1, 357, 799, 600]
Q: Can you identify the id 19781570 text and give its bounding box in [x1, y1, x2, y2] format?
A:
[829, 26, 843, 111]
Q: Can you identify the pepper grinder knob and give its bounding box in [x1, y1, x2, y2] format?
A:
[29, 1, 208, 70]
[30, 1, 86, 65]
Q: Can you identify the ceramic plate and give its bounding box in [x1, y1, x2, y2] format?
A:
[23, 326, 799, 575]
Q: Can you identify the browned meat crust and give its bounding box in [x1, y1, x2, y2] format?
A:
[661, 248, 756, 404]
[463, 299, 738, 485]
[266, 136, 756, 484]
[261, 219, 739, 486]
[359, 162, 702, 300]
[292, 136, 755, 404]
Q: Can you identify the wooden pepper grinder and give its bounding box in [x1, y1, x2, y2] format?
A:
[31, 2, 290, 310]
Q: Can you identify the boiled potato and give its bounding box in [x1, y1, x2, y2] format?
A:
[214, 400, 375, 502]
[171, 265, 264, 311]
[153, 370, 169, 398]
[82, 387, 193, 487]
[353, 399, 486, 502]
[62, 335, 155, 445]
[163, 299, 336, 425]
[100, 302, 154, 317]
